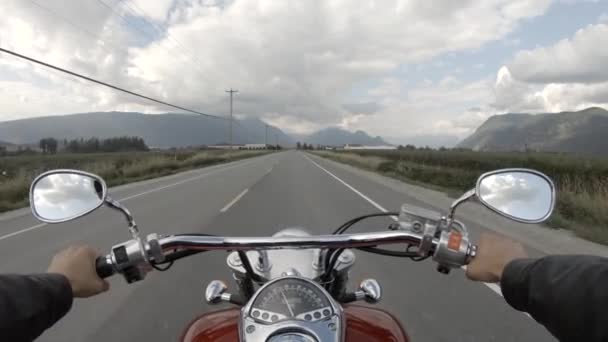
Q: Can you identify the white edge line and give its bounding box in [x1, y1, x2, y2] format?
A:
[303, 154, 397, 221]
[220, 189, 249, 213]
[0, 223, 46, 242]
[303, 153, 506, 299]
[0, 156, 264, 241]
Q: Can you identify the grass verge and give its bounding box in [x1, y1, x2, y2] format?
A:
[311, 150, 608, 245]
[0, 150, 271, 213]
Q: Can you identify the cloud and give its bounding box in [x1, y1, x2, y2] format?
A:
[342, 102, 381, 115]
[130, 0, 174, 22]
[508, 23, 608, 84]
[342, 76, 495, 140]
[493, 66, 546, 112]
[495, 22, 608, 114]
[0, 0, 552, 129]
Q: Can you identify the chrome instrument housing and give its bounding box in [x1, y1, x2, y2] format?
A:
[239, 276, 343, 342]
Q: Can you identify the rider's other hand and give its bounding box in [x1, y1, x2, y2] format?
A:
[47, 244, 110, 298]
[466, 233, 527, 283]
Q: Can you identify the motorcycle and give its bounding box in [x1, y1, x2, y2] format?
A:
[29, 167, 555, 341]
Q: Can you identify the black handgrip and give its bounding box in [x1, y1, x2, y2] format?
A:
[96, 256, 115, 278]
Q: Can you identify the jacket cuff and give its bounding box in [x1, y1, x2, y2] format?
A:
[500, 258, 535, 312]
[43, 273, 74, 321]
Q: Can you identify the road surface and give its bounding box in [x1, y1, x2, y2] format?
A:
[0, 151, 557, 341]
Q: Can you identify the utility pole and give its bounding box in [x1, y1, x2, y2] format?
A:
[225, 88, 238, 147]
[265, 124, 268, 148]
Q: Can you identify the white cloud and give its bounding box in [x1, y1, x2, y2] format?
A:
[0, 0, 552, 130]
[494, 23, 608, 114]
[343, 76, 495, 140]
[130, 0, 174, 22]
[493, 66, 546, 112]
[508, 23, 608, 83]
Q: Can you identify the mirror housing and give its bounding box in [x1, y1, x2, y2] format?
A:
[30, 169, 107, 223]
[476, 168, 555, 224]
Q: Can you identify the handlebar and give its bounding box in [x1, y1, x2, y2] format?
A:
[157, 231, 432, 251]
[96, 230, 476, 282]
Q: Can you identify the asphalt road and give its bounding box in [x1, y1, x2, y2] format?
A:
[0, 151, 556, 341]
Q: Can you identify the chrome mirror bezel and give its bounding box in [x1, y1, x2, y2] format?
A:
[475, 168, 556, 224]
[29, 169, 108, 224]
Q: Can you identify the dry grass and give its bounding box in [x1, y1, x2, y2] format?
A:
[0, 150, 269, 212]
[313, 150, 608, 245]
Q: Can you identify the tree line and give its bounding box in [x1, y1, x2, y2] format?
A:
[38, 136, 149, 154]
[296, 142, 318, 150]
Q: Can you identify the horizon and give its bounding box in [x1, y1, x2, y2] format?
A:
[1, 1, 607, 146]
[0, 106, 608, 148]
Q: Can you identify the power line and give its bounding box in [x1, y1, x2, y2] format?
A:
[96, 0, 204, 75]
[27, 0, 140, 58]
[120, 0, 199, 63]
[0, 47, 221, 119]
[28, 0, 105, 46]
[94, 0, 159, 44]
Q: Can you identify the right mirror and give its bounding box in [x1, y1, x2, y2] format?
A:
[476, 169, 555, 223]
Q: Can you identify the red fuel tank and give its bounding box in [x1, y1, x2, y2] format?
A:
[181, 305, 409, 342]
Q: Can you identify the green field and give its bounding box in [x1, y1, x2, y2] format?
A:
[312, 149, 608, 245]
[0, 150, 270, 213]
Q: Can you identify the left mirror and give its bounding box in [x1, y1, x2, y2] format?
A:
[30, 170, 107, 223]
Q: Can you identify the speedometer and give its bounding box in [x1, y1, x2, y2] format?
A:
[250, 278, 333, 323]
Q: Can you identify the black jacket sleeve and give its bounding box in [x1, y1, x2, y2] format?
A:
[501, 255, 608, 342]
[0, 273, 73, 342]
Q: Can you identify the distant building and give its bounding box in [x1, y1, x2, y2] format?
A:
[243, 144, 267, 150]
[343, 144, 396, 150]
[207, 144, 244, 150]
[0, 142, 41, 152]
[207, 143, 269, 150]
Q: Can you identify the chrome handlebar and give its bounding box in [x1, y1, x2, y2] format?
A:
[158, 230, 432, 251]
[98, 229, 476, 282]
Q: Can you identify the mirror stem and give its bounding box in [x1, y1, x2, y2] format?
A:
[105, 196, 136, 227]
[104, 196, 150, 264]
[105, 196, 142, 242]
[448, 189, 475, 220]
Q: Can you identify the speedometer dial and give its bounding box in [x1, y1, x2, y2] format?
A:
[250, 278, 332, 323]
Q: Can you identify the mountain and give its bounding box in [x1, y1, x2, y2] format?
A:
[387, 134, 461, 148]
[0, 112, 294, 148]
[457, 107, 608, 155]
[301, 127, 389, 146]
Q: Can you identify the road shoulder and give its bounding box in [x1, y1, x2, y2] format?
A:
[307, 152, 608, 257]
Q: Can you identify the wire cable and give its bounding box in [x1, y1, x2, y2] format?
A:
[94, 0, 159, 43]
[28, 0, 124, 51]
[324, 212, 399, 277]
[0, 47, 222, 119]
[120, 0, 199, 64]
[238, 251, 264, 283]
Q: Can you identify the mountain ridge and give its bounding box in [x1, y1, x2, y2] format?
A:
[300, 127, 389, 146]
[0, 112, 295, 148]
[457, 107, 608, 155]
[0, 112, 389, 148]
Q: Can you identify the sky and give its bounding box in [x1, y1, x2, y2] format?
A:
[0, 0, 607, 146]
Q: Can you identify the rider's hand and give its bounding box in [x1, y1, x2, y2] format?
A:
[466, 233, 527, 283]
[47, 244, 110, 298]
